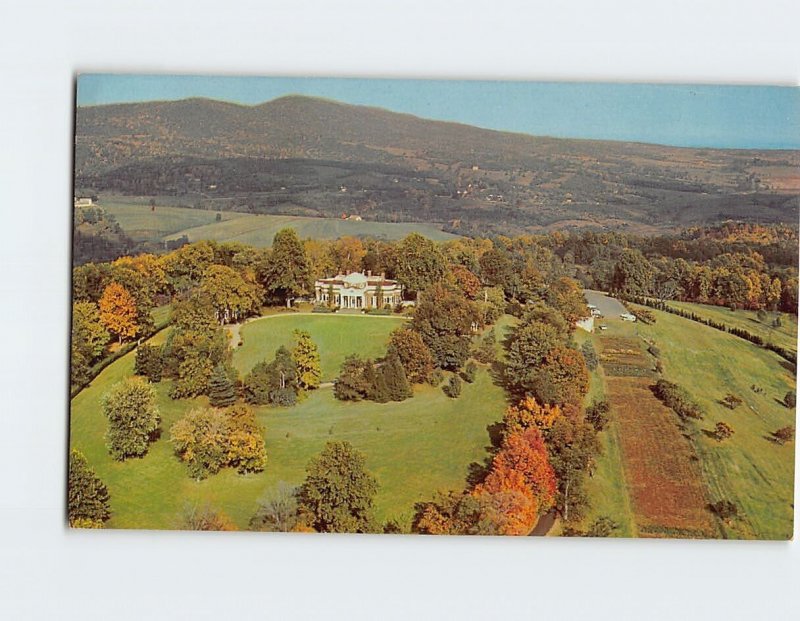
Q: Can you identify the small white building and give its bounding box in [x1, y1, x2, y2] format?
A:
[74, 197, 94, 207]
[314, 271, 403, 310]
[620, 312, 637, 322]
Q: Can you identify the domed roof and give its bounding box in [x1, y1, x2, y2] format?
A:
[343, 272, 368, 287]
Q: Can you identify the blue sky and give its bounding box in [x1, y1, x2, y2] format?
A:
[77, 74, 800, 149]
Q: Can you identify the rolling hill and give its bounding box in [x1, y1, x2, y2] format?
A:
[75, 95, 800, 235]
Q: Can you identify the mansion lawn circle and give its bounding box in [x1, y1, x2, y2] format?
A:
[70, 313, 509, 530]
[233, 314, 409, 381]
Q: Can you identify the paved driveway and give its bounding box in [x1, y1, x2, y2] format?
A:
[583, 289, 628, 317]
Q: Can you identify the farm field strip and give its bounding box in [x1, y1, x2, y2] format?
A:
[599, 333, 716, 538]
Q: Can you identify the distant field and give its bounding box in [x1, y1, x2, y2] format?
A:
[70, 314, 507, 530]
[669, 301, 798, 356]
[234, 314, 408, 380]
[103, 200, 247, 241]
[100, 196, 458, 246]
[633, 305, 796, 540]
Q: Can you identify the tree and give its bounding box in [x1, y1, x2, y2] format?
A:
[484, 427, 557, 510]
[784, 390, 796, 409]
[395, 233, 447, 298]
[504, 320, 562, 396]
[334, 355, 372, 401]
[226, 404, 268, 473]
[68, 450, 111, 527]
[180, 503, 235, 531]
[298, 441, 379, 533]
[331, 236, 366, 273]
[72, 301, 110, 363]
[412, 282, 479, 370]
[134, 344, 163, 382]
[708, 500, 738, 523]
[443, 374, 462, 398]
[586, 399, 612, 432]
[98, 282, 139, 343]
[381, 352, 413, 401]
[387, 328, 434, 384]
[529, 346, 590, 407]
[170, 405, 266, 479]
[503, 396, 562, 435]
[293, 329, 321, 391]
[612, 248, 654, 296]
[199, 264, 261, 324]
[102, 379, 160, 460]
[545, 277, 588, 323]
[262, 228, 312, 305]
[479, 247, 515, 293]
[250, 482, 305, 532]
[471, 473, 539, 535]
[462, 360, 477, 383]
[208, 363, 237, 408]
[547, 414, 600, 522]
[473, 328, 497, 364]
[450, 264, 481, 299]
[721, 394, 743, 410]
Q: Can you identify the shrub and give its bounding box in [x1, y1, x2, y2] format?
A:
[709, 500, 738, 521]
[653, 379, 704, 420]
[473, 329, 497, 364]
[586, 399, 612, 432]
[461, 360, 477, 383]
[713, 421, 734, 441]
[208, 363, 237, 408]
[428, 369, 445, 387]
[134, 344, 163, 382]
[772, 426, 795, 445]
[721, 394, 743, 410]
[647, 343, 661, 358]
[784, 390, 796, 409]
[580, 340, 599, 371]
[443, 374, 462, 398]
[102, 379, 160, 460]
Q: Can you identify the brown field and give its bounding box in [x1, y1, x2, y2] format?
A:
[606, 376, 717, 538]
[600, 335, 717, 538]
[599, 336, 654, 374]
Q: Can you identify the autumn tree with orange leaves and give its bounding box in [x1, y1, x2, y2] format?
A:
[98, 282, 139, 343]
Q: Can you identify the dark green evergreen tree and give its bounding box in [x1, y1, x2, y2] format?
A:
[208, 363, 237, 408]
[68, 449, 111, 527]
[382, 352, 412, 401]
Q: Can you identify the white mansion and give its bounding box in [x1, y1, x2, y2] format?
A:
[314, 271, 403, 310]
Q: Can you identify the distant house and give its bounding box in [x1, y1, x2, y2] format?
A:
[620, 312, 637, 322]
[347, 214, 363, 221]
[74, 197, 94, 207]
[314, 271, 403, 310]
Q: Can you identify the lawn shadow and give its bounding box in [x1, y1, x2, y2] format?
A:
[466, 458, 493, 488]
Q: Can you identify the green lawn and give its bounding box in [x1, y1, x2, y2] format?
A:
[669, 301, 797, 356]
[70, 315, 508, 531]
[234, 314, 409, 380]
[633, 306, 796, 540]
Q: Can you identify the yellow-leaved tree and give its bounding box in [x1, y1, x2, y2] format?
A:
[98, 282, 139, 343]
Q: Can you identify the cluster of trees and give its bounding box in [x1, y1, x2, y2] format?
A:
[414, 425, 557, 536]
[68, 450, 112, 528]
[169, 404, 267, 479]
[244, 331, 321, 407]
[249, 441, 379, 534]
[334, 352, 412, 403]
